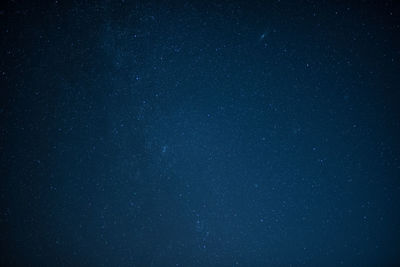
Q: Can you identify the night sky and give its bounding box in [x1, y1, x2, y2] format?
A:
[1, 1, 400, 266]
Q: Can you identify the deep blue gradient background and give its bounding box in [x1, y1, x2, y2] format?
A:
[1, 1, 400, 266]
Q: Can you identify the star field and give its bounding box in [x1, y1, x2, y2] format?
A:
[1, 1, 400, 266]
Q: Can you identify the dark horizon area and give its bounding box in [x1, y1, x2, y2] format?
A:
[1, 0, 400, 266]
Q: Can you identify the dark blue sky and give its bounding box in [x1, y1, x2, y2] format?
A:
[1, 1, 400, 266]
